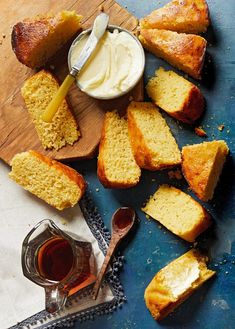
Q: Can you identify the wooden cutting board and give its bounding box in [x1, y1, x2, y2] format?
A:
[0, 0, 143, 165]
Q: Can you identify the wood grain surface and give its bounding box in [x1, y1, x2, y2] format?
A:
[0, 0, 143, 165]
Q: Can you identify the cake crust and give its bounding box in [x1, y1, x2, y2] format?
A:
[177, 85, 205, 123]
[140, 0, 210, 34]
[12, 19, 50, 68]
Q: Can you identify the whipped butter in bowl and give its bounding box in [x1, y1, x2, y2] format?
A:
[68, 25, 145, 99]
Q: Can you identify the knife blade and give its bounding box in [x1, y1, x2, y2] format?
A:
[70, 12, 109, 76]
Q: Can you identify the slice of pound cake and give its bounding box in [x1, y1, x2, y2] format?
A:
[139, 29, 207, 79]
[97, 111, 141, 188]
[182, 140, 229, 201]
[21, 70, 80, 150]
[146, 67, 205, 124]
[144, 249, 215, 320]
[142, 185, 211, 242]
[9, 150, 86, 210]
[140, 0, 210, 34]
[127, 102, 181, 170]
[12, 10, 82, 68]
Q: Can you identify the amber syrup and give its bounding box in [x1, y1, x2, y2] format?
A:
[37, 237, 96, 295]
[37, 237, 74, 281]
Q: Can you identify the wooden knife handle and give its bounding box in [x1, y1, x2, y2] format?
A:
[92, 235, 120, 300]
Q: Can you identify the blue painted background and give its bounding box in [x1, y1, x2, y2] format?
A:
[70, 1, 235, 328]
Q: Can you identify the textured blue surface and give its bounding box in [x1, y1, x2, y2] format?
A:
[70, 1, 235, 328]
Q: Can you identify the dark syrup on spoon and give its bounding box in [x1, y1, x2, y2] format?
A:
[113, 208, 134, 230]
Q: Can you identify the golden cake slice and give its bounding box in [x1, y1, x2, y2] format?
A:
[127, 102, 181, 170]
[9, 150, 86, 210]
[140, 0, 210, 33]
[146, 67, 205, 124]
[182, 141, 229, 201]
[12, 10, 82, 68]
[97, 111, 141, 188]
[144, 249, 215, 320]
[139, 29, 207, 79]
[21, 70, 80, 150]
[142, 185, 211, 242]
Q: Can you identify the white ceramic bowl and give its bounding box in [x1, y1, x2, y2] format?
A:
[68, 25, 145, 100]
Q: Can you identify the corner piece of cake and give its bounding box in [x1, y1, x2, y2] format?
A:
[142, 185, 211, 242]
[182, 140, 229, 201]
[144, 249, 215, 320]
[12, 10, 82, 68]
[139, 29, 207, 79]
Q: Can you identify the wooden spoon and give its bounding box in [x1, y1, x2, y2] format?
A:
[92, 207, 136, 300]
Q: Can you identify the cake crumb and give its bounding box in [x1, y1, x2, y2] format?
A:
[129, 95, 134, 101]
[195, 127, 207, 137]
[145, 214, 150, 220]
[168, 169, 182, 180]
[218, 124, 225, 132]
[95, 188, 100, 192]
